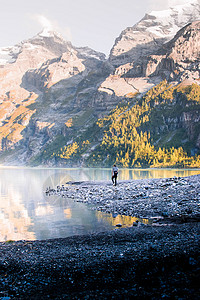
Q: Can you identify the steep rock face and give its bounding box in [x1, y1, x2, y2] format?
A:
[23, 45, 106, 91]
[0, 30, 73, 151]
[0, 29, 108, 160]
[0, 3, 200, 165]
[0, 30, 72, 100]
[151, 108, 200, 143]
[109, 0, 200, 67]
[197, 133, 200, 148]
[23, 49, 86, 90]
[182, 111, 200, 139]
[98, 1, 200, 105]
[134, 21, 200, 81]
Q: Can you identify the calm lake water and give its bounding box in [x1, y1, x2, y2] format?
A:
[0, 167, 199, 242]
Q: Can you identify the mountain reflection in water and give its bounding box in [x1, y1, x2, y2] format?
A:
[0, 167, 199, 241]
[96, 212, 151, 227]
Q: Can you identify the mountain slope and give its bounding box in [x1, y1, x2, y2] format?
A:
[0, 3, 199, 167]
[0, 29, 111, 163]
[35, 22, 200, 168]
[109, 0, 200, 67]
[127, 21, 200, 82]
[97, 1, 200, 111]
[46, 81, 200, 168]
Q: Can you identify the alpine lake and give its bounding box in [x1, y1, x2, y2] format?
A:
[0, 167, 199, 242]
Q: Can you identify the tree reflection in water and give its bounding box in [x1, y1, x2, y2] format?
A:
[0, 167, 199, 241]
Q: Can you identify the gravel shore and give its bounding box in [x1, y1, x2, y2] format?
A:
[0, 174, 200, 299]
[47, 173, 200, 224]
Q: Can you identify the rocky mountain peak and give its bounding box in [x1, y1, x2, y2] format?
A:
[24, 28, 73, 58]
[0, 28, 72, 67]
[162, 20, 200, 56]
[0, 5, 199, 166]
[109, 0, 200, 67]
[140, 21, 200, 82]
[37, 28, 64, 39]
[31, 28, 71, 46]
[146, 0, 200, 37]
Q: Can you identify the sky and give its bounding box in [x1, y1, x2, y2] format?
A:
[0, 0, 198, 55]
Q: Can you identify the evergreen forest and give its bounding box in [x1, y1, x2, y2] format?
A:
[38, 81, 200, 168]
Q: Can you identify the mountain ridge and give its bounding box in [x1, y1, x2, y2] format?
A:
[0, 2, 199, 167]
[109, 0, 200, 67]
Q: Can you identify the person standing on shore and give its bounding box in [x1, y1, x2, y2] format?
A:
[112, 164, 118, 186]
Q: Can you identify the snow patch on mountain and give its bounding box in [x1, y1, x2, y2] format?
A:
[0, 46, 21, 65]
[24, 43, 40, 50]
[147, 0, 200, 38]
[77, 46, 106, 61]
[109, 0, 200, 66]
[39, 28, 55, 38]
[38, 28, 64, 40]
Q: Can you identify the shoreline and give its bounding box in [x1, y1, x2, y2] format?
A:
[47, 174, 200, 222]
[0, 174, 200, 299]
[0, 165, 200, 171]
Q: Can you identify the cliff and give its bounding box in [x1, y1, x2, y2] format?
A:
[0, 2, 199, 166]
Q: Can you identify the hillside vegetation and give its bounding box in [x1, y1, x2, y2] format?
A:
[35, 81, 200, 168]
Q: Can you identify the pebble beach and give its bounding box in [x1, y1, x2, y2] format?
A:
[0, 174, 199, 299]
[47, 174, 200, 224]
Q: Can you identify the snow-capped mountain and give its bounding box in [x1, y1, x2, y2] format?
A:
[143, 21, 200, 82]
[109, 0, 200, 67]
[97, 0, 200, 100]
[0, 29, 108, 160]
[0, 2, 199, 166]
[0, 28, 105, 68]
[0, 28, 106, 99]
[0, 29, 66, 66]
